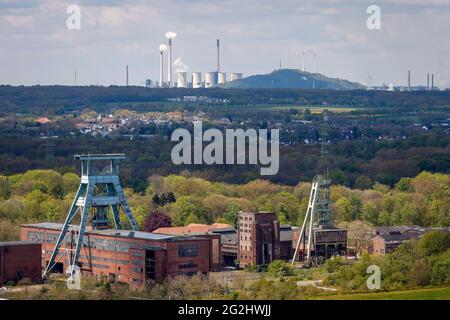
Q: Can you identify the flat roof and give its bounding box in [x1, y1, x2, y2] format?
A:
[74, 154, 126, 161]
[21, 223, 196, 242]
[0, 240, 41, 247]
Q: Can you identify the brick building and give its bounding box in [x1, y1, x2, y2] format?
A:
[370, 226, 450, 255]
[20, 223, 217, 289]
[154, 223, 234, 267]
[238, 212, 281, 268]
[0, 241, 42, 286]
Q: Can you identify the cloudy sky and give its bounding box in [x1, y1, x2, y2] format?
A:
[1, 0, 449, 87]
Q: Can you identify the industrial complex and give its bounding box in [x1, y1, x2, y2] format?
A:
[0, 150, 351, 289]
[1, 151, 448, 291]
[155, 34, 243, 89]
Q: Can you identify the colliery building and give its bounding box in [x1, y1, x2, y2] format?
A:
[238, 212, 281, 268]
[370, 226, 450, 254]
[0, 241, 42, 286]
[154, 223, 237, 267]
[20, 223, 218, 289]
[154, 217, 296, 268]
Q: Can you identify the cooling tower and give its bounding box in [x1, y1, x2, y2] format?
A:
[205, 72, 218, 88]
[192, 72, 202, 89]
[218, 72, 227, 85]
[229, 73, 243, 82]
[177, 72, 187, 88]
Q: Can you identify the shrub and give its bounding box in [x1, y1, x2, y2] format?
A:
[267, 260, 294, 277]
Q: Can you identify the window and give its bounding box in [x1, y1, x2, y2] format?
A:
[178, 263, 198, 269]
[178, 244, 198, 257]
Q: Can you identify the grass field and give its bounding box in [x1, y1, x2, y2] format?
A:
[315, 287, 450, 300]
[269, 106, 359, 113]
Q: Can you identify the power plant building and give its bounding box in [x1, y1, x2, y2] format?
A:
[218, 72, 227, 85]
[177, 72, 187, 88]
[205, 72, 218, 88]
[192, 72, 202, 88]
[229, 73, 243, 82]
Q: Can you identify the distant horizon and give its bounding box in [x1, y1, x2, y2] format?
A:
[1, 67, 447, 90]
[1, 1, 449, 88]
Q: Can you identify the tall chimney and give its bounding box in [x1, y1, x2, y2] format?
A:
[431, 74, 434, 90]
[159, 50, 164, 87]
[217, 39, 220, 73]
[408, 70, 411, 91]
[126, 65, 129, 86]
[168, 38, 172, 88]
[427, 73, 430, 90]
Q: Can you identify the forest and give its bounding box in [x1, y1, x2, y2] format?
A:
[0, 169, 448, 243]
[1, 85, 450, 115]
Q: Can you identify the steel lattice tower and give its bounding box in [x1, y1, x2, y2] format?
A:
[292, 111, 333, 263]
[43, 154, 139, 277]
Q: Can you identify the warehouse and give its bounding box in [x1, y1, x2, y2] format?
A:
[0, 241, 42, 286]
[20, 223, 217, 289]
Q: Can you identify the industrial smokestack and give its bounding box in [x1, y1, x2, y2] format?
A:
[217, 39, 220, 73]
[160, 51, 164, 87]
[165, 32, 177, 88]
[168, 38, 172, 87]
[159, 44, 167, 88]
[427, 73, 430, 90]
[126, 65, 129, 86]
[431, 74, 434, 90]
[408, 70, 411, 91]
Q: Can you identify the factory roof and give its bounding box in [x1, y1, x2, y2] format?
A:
[375, 225, 423, 235]
[0, 240, 41, 247]
[154, 223, 232, 235]
[374, 226, 450, 237]
[21, 222, 205, 242]
[373, 233, 419, 243]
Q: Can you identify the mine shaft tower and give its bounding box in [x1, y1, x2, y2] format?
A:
[292, 111, 345, 264]
[43, 154, 139, 277]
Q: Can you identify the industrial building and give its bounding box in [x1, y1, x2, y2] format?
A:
[154, 218, 296, 269]
[154, 223, 231, 267]
[20, 223, 218, 289]
[0, 241, 42, 286]
[156, 36, 242, 89]
[238, 212, 281, 268]
[369, 226, 450, 255]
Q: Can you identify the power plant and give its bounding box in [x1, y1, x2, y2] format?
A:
[155, 35, 243, 89]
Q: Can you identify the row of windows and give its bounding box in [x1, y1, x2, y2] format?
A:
[240, 222, 254, 227]
[240, 235, 251, 241]
[91, 263, 109, 269]
[28, 231, 153, 254]
[79, 254, 129, 265]
[178, 263, 198, 269]
[178, 244, 198, 257]
[239, 216, 254, 221]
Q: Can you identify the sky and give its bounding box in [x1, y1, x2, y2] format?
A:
[0, 0, 449, 88]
